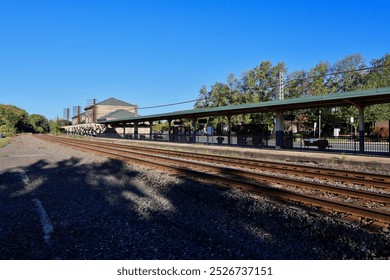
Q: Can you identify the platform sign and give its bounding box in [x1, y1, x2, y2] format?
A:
[207, 125, 213, 135]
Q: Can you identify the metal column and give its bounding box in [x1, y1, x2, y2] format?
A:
[134, 122, 139, 139]
[275, 111, 284, 149]
[192, 118, 197, 143]
[227, 115, 231, 145]
[167, 119, 172, 142]
[358, 104, 365, 153]
[149, 120, 153, 140]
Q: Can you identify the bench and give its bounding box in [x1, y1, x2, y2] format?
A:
[303, 138, 331, 150]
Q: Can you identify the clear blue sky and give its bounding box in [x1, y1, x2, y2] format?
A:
[1, 0, 389, 120]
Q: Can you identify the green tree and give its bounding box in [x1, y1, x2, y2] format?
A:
[194, 53, 390, 134]
[285, 69, 309, 98]
[29, 114, 50, 133]
[246, 61, 286, 102]
[0, 104, 32, 135]
[328, 54, 367, 93]
[195, 85, 210, 108]
[308, 61, 331, 95]
[362, 54, 390, 122]
[366, 54, 390, 88]
[48, 119, 63, 135]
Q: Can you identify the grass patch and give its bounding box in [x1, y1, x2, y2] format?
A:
[0, 137, 11, 148]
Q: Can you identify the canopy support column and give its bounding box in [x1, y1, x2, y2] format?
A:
[134, 122, 138, 139]
[192, 118, 197, 143]
[149, 120, 153, 140]
[227, 115, 232, 145]
[167, 119, 172, 142]
[358, 104, 365, 154]
[275, 111, 284, 149]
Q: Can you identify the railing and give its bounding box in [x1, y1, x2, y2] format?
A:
[93, 132, 389, 156]
[296, 135, 390, 156]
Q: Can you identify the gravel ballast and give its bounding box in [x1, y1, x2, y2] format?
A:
[0, 134, 389, 260]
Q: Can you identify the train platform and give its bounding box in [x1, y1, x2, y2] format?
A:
[90, 137, 390, 173]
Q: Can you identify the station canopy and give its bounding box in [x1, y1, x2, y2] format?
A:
[98, 87, 390, 124]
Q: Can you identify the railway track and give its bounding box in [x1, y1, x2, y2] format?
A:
[38, 135, 390, 227]
[41, 135, 390, 189]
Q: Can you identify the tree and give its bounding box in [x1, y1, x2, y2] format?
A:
[246, 61, 286, 102]
[195, 85, 210, 108]
[29, 114, 50, 133]
[366, 53, 390, 88]
[0, 104, 31, 135]
[0, 104, 52, 135]
[194, 53, 390, 134]
[308, 61, 331, 95]
[285, 69, 309, 98]
[48, 119, 63, 135]
[328, 54, 367, 93]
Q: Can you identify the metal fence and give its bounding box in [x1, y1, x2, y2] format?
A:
[94, 132, 389, 157]
[295, 135, 390, 156]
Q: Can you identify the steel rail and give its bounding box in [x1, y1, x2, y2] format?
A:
[45, 135, 390, 189]
[43, 136, 390, 203]
[38, 135, 390, 224]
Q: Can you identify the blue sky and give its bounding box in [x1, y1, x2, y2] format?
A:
[1, 0, 389, 120]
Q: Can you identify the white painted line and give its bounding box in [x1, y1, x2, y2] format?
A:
[10, 154, 45, 157]
[32, 199, 54, 244]
[19, 170, 30, 185]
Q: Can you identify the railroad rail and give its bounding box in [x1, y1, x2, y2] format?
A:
[42, 135, 390, 189]
[38, 135, 390, 227]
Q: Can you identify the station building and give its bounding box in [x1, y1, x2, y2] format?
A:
[71, 98, 137, 125]
[65, 97, 149, 136]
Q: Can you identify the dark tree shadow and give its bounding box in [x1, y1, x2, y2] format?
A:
[0, 157, 389, 259]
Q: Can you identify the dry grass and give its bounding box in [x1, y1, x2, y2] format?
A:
[0, 137, 11, 148]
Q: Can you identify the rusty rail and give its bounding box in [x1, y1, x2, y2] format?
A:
[37, 135, 390, 226]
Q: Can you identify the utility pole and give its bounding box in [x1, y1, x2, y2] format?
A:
[77, 106, 81, 124]
[93, 98, 97, 123]
[86, 98, 98, 123]
[278, 71, 284, 100]
[72, 106, 82, 124]
[63, 108, 70, 125]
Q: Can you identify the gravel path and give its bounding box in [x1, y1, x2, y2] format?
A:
[0, 134, 389, 259]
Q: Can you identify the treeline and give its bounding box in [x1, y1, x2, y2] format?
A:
[0, 104, 58, 136]
[195, 53, 390, 131]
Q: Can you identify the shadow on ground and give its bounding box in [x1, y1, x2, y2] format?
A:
[0, 157, 389, 260]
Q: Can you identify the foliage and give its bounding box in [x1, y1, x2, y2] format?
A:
[0, 137, 11, 148]
[0, 104, 50, 135]
[195, 53, 390, 131]
[48, 119, 64, 135]
[30, 114, 50, 133]
[152, 120, 169, 132]
[0, 105, 31, 135]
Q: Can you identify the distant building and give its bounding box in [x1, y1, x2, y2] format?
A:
[375, 120, 389, 129]
[66, 97, 149, 136]
[72, 98, 138, 125]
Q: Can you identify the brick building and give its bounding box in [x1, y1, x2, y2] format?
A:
[72, 98, 137, 125]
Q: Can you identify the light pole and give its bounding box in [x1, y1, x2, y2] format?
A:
[317, 110, 322, 138]
[350, 116, 354, 136]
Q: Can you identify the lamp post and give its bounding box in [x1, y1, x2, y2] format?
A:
[350, 116, 354, 136]
[317, 110, 322, 138]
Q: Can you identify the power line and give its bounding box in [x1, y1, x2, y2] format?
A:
[137, 98, 202, 109]
[283, 65, 381, 86]
[137, 65, 384, 110]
